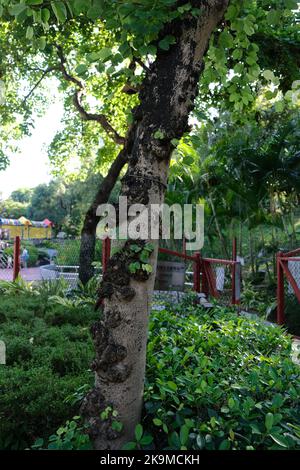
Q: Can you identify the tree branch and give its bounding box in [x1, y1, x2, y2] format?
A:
[134, 57, 151, 74]
[56, 46, 125, 146]
[22, 66, 57, 104]
[72, 91, 125, 146]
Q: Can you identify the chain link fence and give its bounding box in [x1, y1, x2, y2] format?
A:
[209, 262, 234, 305]
[284, 256, 300, 335]
[0, 238, 103, 287]
[0, 241, 14, 281]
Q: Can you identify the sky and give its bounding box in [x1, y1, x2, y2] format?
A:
[0, 99, 64, 199]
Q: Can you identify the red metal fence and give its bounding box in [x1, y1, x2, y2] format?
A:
[95, 237, 241, 306]
[277, 247, 300, 326]
[1, 236, 241, 306]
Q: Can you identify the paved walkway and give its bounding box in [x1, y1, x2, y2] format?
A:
[0, 267, 42, 281]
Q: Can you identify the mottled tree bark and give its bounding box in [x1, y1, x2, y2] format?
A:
[79, 150, 128, 284]
[81, 0, 229, 449]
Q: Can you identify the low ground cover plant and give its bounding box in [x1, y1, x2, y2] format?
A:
[0, 286, 299, 450]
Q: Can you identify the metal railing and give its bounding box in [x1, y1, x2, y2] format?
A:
[1, 236, 242, 306]
[277, 248, 300, 329]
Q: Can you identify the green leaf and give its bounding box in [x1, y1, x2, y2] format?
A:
[36, 36, 47, 51]
[111, 421, 123, 432]
[26, 0, 43, 4]
[32, 437, 44, 448]
[250, 423, 261, 435]
[265, 413, 274, 432]
[75, 64, 88, 75]
[269, 433, 289, 448]
[153, 418, 162, 426]
[141, 264, 153, 274]
[51, 1, 67, 23]
[26, 26, 34, 40]
[284, 0, 298, 9]
[263, 70, 275, 81]
[158, 35, 176, 51]
[140, 434, 153, 445]
[122, 441, 137, 450]
[87, 2, 103, 20]
[275, 101, 285, 113]
[169, 431, 181, 449]
[267, 10, 281, 25]
[154, 130, 165, 139]
[129, 262, 140, 273]
[195, 434, 205, 449]
[180, 425, 189, 445]
[219, 31, 234, 48]
[244, 19, 255, 36]
[183, 156, 194, 166]
[41, 8, 50, 23]
[225, 5, 238, 21]
[219, 439, 231, 450]
[228, 397, 235, 409]
[98, 47, 112, 62]
[130, 244, 142, 253]
[135, 424, 143, 442]
[178, 3, 192, 14]
[144, 243, 155, 252]
[9, 4, 27, 16]
[74, 0, 90, 15]
[166, 381, 178, 391]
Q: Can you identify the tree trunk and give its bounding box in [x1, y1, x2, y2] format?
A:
[81, 0, 229, 450]
[208, 192, 229, 258]
[79, 150, 128, 284]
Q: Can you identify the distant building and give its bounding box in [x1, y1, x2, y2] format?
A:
[0, 216, 53, 240]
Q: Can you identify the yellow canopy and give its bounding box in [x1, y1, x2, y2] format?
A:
[18, 216, 32, 226]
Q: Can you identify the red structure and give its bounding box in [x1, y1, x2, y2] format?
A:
[102, 237, 111, 274]
[277, 248, 300, 326]
[13, 236, 20, 281]
[109, 242, 242, 305]
[8, 234, 240, 306]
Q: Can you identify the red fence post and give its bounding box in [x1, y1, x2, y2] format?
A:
[277, 252, 285, 325]
[13, 236, 20, 281]
[193, 252, 201, 293]
[102, 237, 111, 274]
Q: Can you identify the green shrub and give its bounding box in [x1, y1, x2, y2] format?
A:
[0, 366, 93, 450]
[6, 337, 34, 365]
[32, 417, 92, 450]
[44, 304, 97, 326]
[0, 290, 95, 449]
[1, 286, 300, 451]
[141, 304, 300, 450]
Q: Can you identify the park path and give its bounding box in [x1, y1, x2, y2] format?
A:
[0, 267, 42, 282]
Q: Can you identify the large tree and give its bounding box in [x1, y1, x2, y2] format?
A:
[1, 0, 299, 450]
